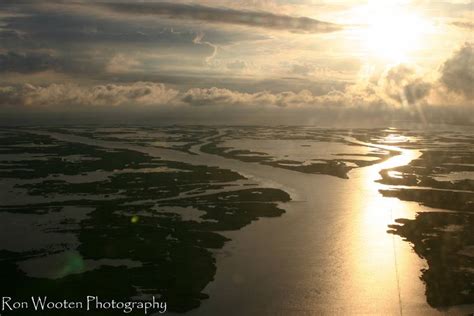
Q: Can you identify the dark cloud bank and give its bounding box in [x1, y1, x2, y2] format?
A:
[0, 51, 60, 74]
[96, 2, 342, 34]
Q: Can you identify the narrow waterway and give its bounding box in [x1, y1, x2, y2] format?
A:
[37, 130, 474, 315]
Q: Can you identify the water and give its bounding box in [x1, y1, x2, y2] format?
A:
[34, 130, 474, 315]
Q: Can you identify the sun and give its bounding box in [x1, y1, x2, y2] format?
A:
[359, 2, 434, 63]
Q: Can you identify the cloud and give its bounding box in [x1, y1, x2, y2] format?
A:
[181, 85, 386, 108]
[0, 51, 60, 73]
[0, 49, 111, 77]
[226, 60, 247, 70]
[97, 2, 342, 34]
[451, 21, 474, 29]
[0, 78, 471, 125]
[182, 87, 321, 107]
[380, 65, 432, 106]
[0, 29, 26, 41]
[440, 42, 474, 98]
[193, 32, 218, 64]
[0, 81, 375, 109]
[0, 44, 471, 125]
[106, 54, 141, 74]
[0, 82, 179, 107]
[290, 62, 316, 75]
[0, 64, 434, 109]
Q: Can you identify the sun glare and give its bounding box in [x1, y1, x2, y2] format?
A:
[359, 3, 434, 62]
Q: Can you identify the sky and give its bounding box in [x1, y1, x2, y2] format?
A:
[0, 0, 472, 125]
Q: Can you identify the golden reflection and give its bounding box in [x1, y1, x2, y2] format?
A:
[375, 133, 421, 145]
[388, 170, 404, 179]
[341, 138, 425, 311]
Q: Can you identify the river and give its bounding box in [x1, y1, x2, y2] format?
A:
[37, 130, 474, 315]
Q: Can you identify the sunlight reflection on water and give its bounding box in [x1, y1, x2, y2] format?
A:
[336, 144, 424, 313]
